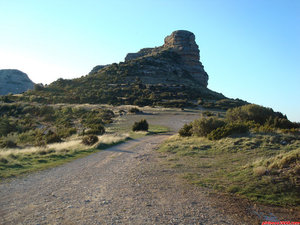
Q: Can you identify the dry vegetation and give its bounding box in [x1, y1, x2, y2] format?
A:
[159, 125, 299, 207]
[0, 104, 170, 180]
[0, 133, 131, 179]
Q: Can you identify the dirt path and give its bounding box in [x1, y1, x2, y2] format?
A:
[0, 130, 260, 225]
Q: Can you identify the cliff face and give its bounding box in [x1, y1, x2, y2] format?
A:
[125, 30, 208, 87]
[0, 69, 35, 95]
[163, 31, 208, 86]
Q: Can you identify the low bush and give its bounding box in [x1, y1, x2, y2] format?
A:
[179, 123, 193, 137]
[265, 116, 298, 129]
[226, 104, 285, 125]
[18, 130, 39, 144]
[207, 123, 249, 140]
[192, 117, 225, 137]
[82, 135, 99, 146]
[86, 124, 105, 135]
[132, 119, 149, 131]
[129, 107, 142, 114]
[45, 131, 62, 144]
[0, 118, 16, 137]
[202, 111, 214, 117]
[57, 127, 77, 138]
[0, 139, 17, 148]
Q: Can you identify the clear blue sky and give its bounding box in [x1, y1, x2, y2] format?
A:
[0, 0, 299, 121]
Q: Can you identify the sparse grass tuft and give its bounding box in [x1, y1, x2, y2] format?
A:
[253, 166, 267, 176]
[82, 135, 99, 146]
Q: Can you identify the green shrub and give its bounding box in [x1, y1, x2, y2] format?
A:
[45, 131, 62, 144]
[0, 139, 17, 148]
[179, 123, 193, 137]
[98, 109, 115, 123]
[202, 111, 214, 117]
[18, 129, 39, 144]
[86, 124, 105, 135]
[0, 157, 9, 164]
[35, 139, 47, 147]
[207, 123, 249, 140]
[251, 124, 276, 133]
[129, 107, 142, 114]
[201, 98, 248, 110]
[82, 135, 98, 146]
[192, 117, 225, 137]
[57, 127, 77, 138]
[34, 130, 62, 145]
[0, 118, 16, 137]
[265, 116, 298, 129]
[132, 119, 149, 131]
[226, 104, 284, 125]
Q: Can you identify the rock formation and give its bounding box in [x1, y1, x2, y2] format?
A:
[29, 30, 226, 107]
[0, 69, 35, 95]
[125, 30, 208, 87]
[88, 65, 109, 75]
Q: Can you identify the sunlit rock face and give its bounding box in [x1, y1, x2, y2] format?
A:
[0, 69, 34, 95]
[125, 30, 208, 87]
[163, 30, 208, 86]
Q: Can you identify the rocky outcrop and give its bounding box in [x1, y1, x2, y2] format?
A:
[28, 30, 225, 106]
[125, 30, 208, 87]
[89, 65, 109, 75]
[0, 69, 34, 95]
[125, 48, 157, 62]
[163, 30, 208, 86]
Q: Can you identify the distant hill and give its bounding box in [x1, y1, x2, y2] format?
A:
[0, 69, 34, 95]
[17, 30, 246, 108]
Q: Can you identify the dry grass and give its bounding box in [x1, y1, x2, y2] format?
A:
[268, 148, 299, 169]
[0, 133, 130, 157]
[0, 137, 85, 157]
[0, 133, 131, 179]
[158, 133, 300, 206]
[97, 133, 130, 144]
[253, 166, 267, 176]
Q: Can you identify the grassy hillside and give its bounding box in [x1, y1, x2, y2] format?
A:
[159, 104, 300, 206]
[159, 134, 299, 206]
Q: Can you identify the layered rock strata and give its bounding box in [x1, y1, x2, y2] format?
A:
[125, 30, 208, 87]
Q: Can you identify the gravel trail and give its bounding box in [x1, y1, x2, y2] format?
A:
[0, 132, 253, 225]
[0, 110, 263, 224]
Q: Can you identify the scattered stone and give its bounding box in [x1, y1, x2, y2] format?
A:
[100, 200, 110, 205]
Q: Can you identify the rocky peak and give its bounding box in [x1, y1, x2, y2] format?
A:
[0, 69, 35, 95]
[125, 30, 208, 87]
[163, 30, 207, 86]
[163, 30, 198, 55]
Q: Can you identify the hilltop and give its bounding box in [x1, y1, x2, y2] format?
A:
[11, 30, 246, 109]
[0, 69, 34, 95]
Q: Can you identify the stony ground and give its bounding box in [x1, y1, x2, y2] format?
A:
[0, 109, 296, 224]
